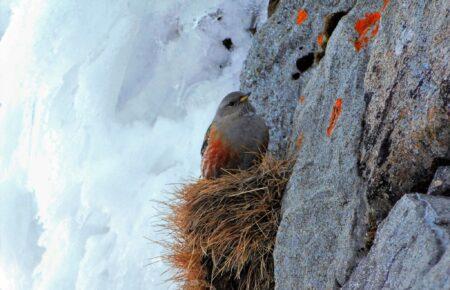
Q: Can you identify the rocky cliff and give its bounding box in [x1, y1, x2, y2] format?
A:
[240, 0, 449, 288]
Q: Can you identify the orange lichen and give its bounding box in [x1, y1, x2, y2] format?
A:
[354, 12, 381, 52]
[353, 0, 391, 52]
[317, 34, 324, 47]
[295, 133, 304, 150]
[326, 98, 343, 137]
[299, 95, 306, 104]
[296, 9, 308, 26]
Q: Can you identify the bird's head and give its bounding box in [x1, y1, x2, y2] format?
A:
[215, 91, 254, 119]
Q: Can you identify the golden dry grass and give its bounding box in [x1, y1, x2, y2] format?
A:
[162, 155, 292, 290]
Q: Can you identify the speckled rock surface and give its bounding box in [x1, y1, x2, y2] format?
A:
[359, 0, 450, 214]
[344, 194, 450, 290]
[427, 166, 450, 196]
[240, 0, 449, 289]
[241, 0, 357, 158]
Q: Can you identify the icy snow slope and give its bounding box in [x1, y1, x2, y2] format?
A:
[0, 1, 267, 289]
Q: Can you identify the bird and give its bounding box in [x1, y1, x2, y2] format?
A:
[201, 91, 269, 179]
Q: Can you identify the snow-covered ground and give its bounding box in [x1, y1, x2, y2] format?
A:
[0, 1, 267, 289]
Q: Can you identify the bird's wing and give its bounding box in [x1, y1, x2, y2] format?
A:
[201, 123, 212, 156]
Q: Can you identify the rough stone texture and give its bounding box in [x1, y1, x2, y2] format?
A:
[344, 194, 450, 290]
[242, 0, 358, 158]
[239, 0, 450, 289]
[428, 166, 450, 196]
[270, 1, 374, 288]
[359, 0, 450, 212]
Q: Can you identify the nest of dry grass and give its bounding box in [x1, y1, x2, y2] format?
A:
[162, 155, 292, 290]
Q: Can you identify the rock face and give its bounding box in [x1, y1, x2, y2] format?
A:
[344, 194, 450, 289]
[359, 0, 450, 214]
[240, 0, 449, 288]
[427, 166, 450, 196]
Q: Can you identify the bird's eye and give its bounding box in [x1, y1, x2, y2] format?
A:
[228, 101, 236, 107]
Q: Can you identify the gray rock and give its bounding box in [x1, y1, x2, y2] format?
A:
[359, 0, 450, 211]
[344, 194, 450, 290]
[272, 0, 376, 287]
[241, 0, 357, 158]
[239, 0, 450, 288]
[427, 166, 450, 196]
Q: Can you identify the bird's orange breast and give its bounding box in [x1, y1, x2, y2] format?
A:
[201, 126, 236, 179]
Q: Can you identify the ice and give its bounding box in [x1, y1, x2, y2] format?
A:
[0, 0, 268, 289]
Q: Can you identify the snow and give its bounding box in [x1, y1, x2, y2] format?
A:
[0, 0, 267, 289]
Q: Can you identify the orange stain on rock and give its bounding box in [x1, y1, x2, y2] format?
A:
[317, 34, 324, 47]
[354, 0, 391, 52]
[326, 98, 343, 137]
[381, 0, 390, 12]
[354, 12, 381, 52]
[299, 95, 306, 104]
[296, 9, 308, 26]
[296, 133, 304, 150]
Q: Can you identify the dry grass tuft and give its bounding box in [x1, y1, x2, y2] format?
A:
[162, 155, 293, 290]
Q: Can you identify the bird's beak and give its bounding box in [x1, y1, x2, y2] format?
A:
[240, 92, 251, 103]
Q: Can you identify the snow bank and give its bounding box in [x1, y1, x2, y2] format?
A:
[0, 0, 267, 289]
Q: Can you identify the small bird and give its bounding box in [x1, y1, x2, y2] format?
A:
[201, 91, 269, 179]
